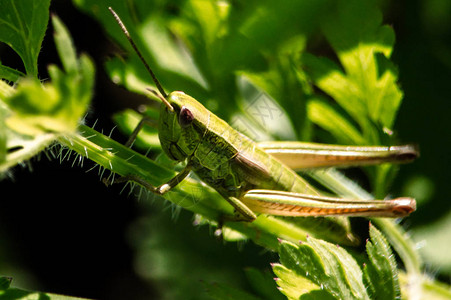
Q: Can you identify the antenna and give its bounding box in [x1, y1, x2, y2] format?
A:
[146, 88, 173, 112]
[108, 7, 168, 98]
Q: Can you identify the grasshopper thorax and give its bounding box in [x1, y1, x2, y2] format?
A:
[158, 91, 210, 162]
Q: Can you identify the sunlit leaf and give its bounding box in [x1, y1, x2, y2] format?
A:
[0, 0, 50, 77]
[363, 224, 401, 299]
[0, 65, 25, 82]
[302, 0, 403, 143]
[307, 97, 366, 145]
[2, 15, 93, 136]
[274, 238, 369, 299]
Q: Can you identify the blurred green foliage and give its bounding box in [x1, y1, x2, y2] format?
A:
[0, 0, 450, 299]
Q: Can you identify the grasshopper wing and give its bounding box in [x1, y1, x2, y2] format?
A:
[258, 141, 418, 170]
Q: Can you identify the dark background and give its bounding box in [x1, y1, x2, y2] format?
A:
[0, 0, 450, 299]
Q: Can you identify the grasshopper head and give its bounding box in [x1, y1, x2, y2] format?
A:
[158, 91, 209, 161]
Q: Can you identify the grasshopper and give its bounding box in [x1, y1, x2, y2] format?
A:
[108, 7, 417, 223]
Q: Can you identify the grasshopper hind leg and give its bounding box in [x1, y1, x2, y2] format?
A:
[224, 196, 257, 222]
[215, 196, 257, 238]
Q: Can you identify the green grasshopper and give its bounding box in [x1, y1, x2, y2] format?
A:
[108, 7, 417, 223]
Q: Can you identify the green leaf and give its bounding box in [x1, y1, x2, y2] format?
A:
[363, 224, 401, 300]
[302, 0, 403, 143]
[0, 65, 25, 82]
[52, 14, 78, 75]
[237, 1, 328, 55]
[3, 77, 60, 135]
[2, 15, 94, 136]
[272, 263, 333, 300]
[301, 53, 367, 131]
[300, 0, 405, 199]
[274, 238, 370, 300]
[307, 97, 366, 145]
[0, 0, 50, 78]
[0, 15, 94, 174]
[0, 80, 57, 173]
[185, 0, 227, 46]
[322, 0, 401, 130]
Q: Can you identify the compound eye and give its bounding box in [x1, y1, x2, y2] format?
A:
[179, 106, 194, 128]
